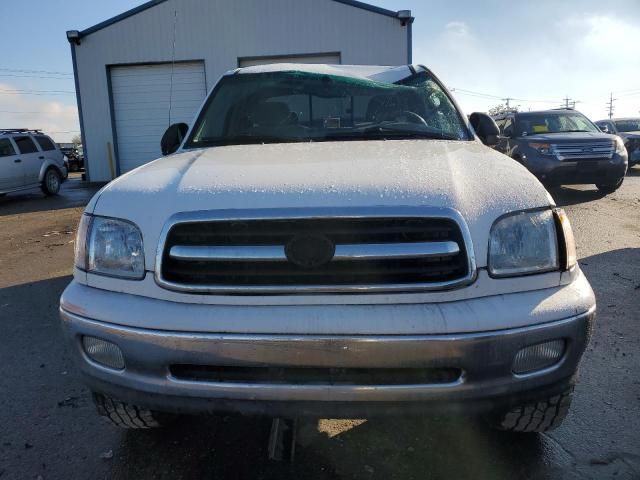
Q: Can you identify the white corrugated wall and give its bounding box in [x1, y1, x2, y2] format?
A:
[73, 0, 410, 181]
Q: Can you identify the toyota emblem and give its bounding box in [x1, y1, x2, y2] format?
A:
[285, 235, 335, 269]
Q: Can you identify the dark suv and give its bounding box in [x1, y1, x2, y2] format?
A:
[493, 109, 628, 193]
[594, 118, 640, 167]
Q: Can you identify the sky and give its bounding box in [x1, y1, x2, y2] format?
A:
[1, 0, 639, 142]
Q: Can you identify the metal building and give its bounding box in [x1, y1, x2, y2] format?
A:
[67, 0, 414, 182]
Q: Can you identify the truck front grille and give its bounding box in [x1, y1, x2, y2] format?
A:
[552, 142, 615, 160]
[156, 210, 474, 294]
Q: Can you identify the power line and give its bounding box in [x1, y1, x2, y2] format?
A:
[0, 88, 75, 95]
[0, 67, 72, 76]
[0, 74, 74, 80]
[451, 88, 559, 104]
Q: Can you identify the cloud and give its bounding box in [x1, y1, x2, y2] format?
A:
[0, 83, 79, 143]
[413, 14, 640, 119]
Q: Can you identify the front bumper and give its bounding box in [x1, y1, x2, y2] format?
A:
[59, 303, 594, 417]
[523, 153, 627, 185]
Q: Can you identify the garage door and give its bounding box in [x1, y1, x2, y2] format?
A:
[239, 53, 340, 68]
[110, 62, 206, 174]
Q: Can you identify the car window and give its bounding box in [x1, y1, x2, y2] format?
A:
[187, 70, 471, 148]
[0, 138, 16, 157]
[515, 113, 599, 136]
[34, 135, 56, 151]
[614, 119, 640, 132]
[14, 136, 39, 154]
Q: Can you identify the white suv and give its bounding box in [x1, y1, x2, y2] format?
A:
[0, 129, 68, 196]
[60, 64, 595, 433]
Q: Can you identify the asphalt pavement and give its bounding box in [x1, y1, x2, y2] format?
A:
[0, 171, 639, 480]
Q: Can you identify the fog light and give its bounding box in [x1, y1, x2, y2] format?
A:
[82, 336, 125, 370]
[513, 340, 565, 374]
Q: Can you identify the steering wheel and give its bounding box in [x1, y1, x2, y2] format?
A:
[398, 111, 428, 126]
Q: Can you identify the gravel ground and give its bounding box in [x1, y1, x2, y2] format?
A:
[0, 171, 639, 480]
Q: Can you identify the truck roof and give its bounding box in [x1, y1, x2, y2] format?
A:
[232, 63, 417, 84]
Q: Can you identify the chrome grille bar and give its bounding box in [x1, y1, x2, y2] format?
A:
[333, 241, 459, 261]
[551, 142, 614, 160]
[170, 241, 460, 262]
[171, 245, 286, 262]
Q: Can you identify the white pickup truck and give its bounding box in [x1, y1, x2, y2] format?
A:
[60, 64, 595, 433]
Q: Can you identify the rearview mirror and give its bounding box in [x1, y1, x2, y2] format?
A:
[161, 123, 189, 155]
[469, 112, 500, 146]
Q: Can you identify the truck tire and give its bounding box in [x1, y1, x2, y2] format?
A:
[41, 168, 61, 196]
[596, 177, 623, 194]
[488, 387, 573, 433]
[92, 392, 168, 429]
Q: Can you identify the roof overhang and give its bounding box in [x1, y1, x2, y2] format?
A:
[72, 0, 412, 39]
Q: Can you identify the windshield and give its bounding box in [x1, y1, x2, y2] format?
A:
[515, 112, 599, 136]
[614, 119, 640, 132]
[186, 70, 471, 147]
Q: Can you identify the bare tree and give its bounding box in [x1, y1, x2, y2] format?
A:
[71, 134, 82, 147]
[488, 103, 519, 116]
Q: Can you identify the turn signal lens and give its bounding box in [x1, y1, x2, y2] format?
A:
[82, 336, 125, 370]
[513, 340, 565, 374]
[554, 209, 577, 271]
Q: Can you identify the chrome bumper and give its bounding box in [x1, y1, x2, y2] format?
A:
[60, 307, 594, 416]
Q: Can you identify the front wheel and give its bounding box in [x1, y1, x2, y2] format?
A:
[487, 386, 574, 433]
[41, 168, 61, 196]
[596, 177, 623, 194]
[92, 392, 170, 429]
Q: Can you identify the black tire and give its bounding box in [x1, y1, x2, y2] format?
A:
[488, 386, 573, 433]
[92, 392, 167, 429]
[596, 177, 623, 194]
[41, 168, 61, 196]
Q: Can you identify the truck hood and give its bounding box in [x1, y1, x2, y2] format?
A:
[90, 140, 553, 269]
[618, 131, 640, 140]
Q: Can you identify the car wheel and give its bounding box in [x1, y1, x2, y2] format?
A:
[595, 177, 624, 194]
[487, 386, 573, 433]
[92, 392, 171, 429]
[41, 168, 61, 196]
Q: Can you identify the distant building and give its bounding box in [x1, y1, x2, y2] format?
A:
[67, 0, 414, 181]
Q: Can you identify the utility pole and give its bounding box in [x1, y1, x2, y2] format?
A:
[606, 93, 616, 119]
[502, 97, 514, 110]
[563, 95, 571, 109]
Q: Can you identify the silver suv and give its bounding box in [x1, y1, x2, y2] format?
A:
[0, 129, 68, 196]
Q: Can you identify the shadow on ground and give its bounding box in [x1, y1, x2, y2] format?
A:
[0, 175, 104, 217]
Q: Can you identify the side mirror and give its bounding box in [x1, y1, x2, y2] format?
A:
[599, 125, 610, 134]
[161, 123, 189, 155]
[469, 112, 500, 146]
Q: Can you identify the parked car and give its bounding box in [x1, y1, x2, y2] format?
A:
[59, 145, 85, 172]
[492, 109, 627, 193]
[60, 64, 595, 433]
[594, 118, 640, 167]
[0, 129, 68, 196]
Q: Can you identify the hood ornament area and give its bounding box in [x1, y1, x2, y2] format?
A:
[285, 235, 336, 269]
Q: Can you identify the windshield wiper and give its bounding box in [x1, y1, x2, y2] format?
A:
[356, 125, 459, 140]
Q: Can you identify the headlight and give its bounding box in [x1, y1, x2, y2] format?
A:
[488, 210, 559, 277]
[614, 136, 627, 156]
[75, 215, 145, 279]
[528, 142, 553, 156]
